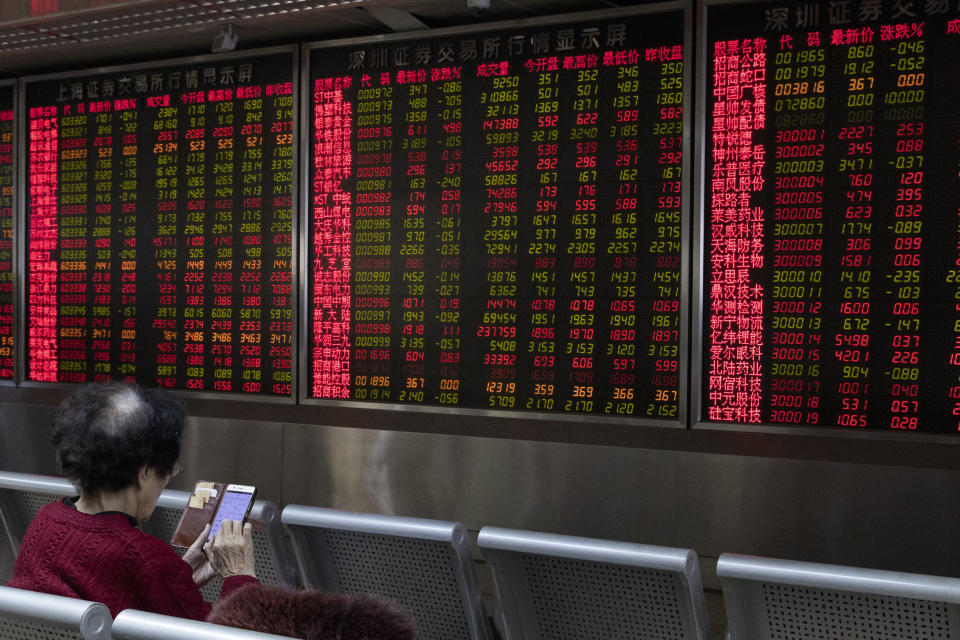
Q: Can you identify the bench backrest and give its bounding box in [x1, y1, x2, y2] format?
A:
[0, 471, 298, 602]
[112, 609, 298, 639]
[0, 471, 77, 557]
[0, 585, 111, 640]
[282, 504, 491, 640]
[477, 526, 711, 640]
[718, 552, 960, 640]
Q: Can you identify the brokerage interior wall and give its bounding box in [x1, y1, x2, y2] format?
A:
[2, 400, 957, 587]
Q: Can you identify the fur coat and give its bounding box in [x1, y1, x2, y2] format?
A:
[207, 582, 417, 640]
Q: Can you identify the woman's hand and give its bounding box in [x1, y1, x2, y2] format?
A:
[182, 524, 217, 586]
[208, 520, 256, 579]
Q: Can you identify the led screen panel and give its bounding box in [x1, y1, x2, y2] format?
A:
[25, 50, 295, 395]
[308, 8, 687, 420]
[701, 0, 960, 432]
[0, 83, 12, 380]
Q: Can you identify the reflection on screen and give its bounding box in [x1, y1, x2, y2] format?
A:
[209, 490, 253, 539]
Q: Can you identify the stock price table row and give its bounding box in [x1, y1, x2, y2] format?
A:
[311, 10, 685, 418]
[703, 0, 960, 432]
[26, 52, 294, 394]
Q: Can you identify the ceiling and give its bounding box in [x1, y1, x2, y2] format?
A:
[0, 0, 650, 77]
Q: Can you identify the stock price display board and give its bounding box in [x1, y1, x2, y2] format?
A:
[702, 0, 960, 432]
[0, 84, 11, 380]
[26, 50, 295, 395]
[310, 8, 685, 419]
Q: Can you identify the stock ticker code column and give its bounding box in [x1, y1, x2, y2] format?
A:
[25, 52, 295, 394]
[311, 10, 685, 419]
[704, 0, 960, 432]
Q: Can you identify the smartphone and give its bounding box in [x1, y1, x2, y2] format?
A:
[208, 484, 256, 541]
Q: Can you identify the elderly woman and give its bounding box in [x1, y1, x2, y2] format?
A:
[6, 382, 258, 618]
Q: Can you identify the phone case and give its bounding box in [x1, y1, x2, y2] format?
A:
[170, 481, 227, 548]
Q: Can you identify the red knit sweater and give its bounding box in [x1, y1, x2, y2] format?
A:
[7, 500, 258, 619]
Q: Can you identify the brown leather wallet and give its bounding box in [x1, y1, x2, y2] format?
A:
[170, 481, 225, 547]
[171, 481, 262, 547]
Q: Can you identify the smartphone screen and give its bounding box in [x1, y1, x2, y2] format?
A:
[209, 489, 254, 540]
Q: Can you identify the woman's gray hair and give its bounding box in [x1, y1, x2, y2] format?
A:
[51, 382, 184, 495]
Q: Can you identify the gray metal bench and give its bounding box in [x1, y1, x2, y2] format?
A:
[0, 471, 298, 601]
[0, 470, 76, 579]
[477, 526, 711, 640]
[281, 504, 492, 640]
[718, 552, 960, 639]
[0, 585, 111, 640]
[111, 609, 298, 640]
